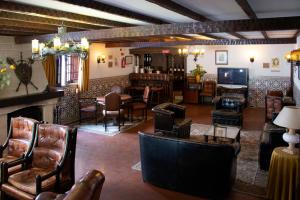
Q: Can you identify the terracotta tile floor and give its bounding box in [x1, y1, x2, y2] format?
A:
[75, 104, 265, 200]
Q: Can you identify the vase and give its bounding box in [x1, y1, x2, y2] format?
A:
[195, 75, 201, 83]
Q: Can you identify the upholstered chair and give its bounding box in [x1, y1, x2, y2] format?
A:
[0, 117, 38, 176]
[1, 124, 74, 200]
[102, 92, 124, 131]
[129, 86, 150, 121]
[199, 80, 216, 104]
[78, 97, 99, 124]
[111, 85, 123, 94]
[265, 96, 283, 122]
[36, 170, 105, 200]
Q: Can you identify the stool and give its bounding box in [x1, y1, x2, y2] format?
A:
[150, 87, 163, 106]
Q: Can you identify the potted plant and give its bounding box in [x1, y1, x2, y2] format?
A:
[190, 64, 206, 83]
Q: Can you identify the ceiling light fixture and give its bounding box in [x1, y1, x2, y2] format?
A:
[31, 26, 89, 60]
[178, 48, 205, 62]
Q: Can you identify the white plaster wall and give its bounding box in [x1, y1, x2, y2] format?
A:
[88, 43, 134, 79]
[186, 44, 295, 78]
[294, 36, 300, 105]
[0, 36, 48, 99]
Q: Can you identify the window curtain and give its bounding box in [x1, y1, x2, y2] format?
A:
[78, 54, 89, 92]
[42, 55, 56, 87]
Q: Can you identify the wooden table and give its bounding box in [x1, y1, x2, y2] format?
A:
[267, 147, 299, 200]
[200, 125, 241, 143]
[97, 94, 132, 104]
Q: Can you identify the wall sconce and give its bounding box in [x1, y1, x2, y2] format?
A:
[97, 55, 106, 64]
[178, 48, 188, 56]
[249, 51, 256, 63]
[285, 52, 291, 63]
[192, 48, 205, 62]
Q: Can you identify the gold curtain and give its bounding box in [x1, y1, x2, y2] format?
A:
[78, 54, 89, 92]
[42, 55, 56, 87]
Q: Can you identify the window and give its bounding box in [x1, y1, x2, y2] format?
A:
[56, 55, 80, 86]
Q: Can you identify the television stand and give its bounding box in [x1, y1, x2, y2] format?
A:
[216, 85, 248, 106]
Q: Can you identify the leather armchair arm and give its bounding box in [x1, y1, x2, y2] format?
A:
[36, 169, 60, 195]
[1, 157, 27, 183]
[173, 118, 192, 128]
[152, 108, 174, 116]
[232, 143, 241, 156]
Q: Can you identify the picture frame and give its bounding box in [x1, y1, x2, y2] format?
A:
[125, 56, 133, 65]
[108, 61, 113, 68]
[215, 50, 228, 65]
[213, 125, 227, 138]
[271, 57, 280, 72]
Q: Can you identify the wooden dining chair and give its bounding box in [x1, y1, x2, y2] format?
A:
[102, 92, 124, 131]
[129, 86, 150, 121]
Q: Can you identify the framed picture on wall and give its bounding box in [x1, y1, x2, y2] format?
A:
[125, 56, 133, 65]
[215, 50, 228, 65]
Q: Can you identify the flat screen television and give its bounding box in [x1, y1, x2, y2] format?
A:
[217, 67, 249, 85]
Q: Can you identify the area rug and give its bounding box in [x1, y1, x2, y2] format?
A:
[132, 123, 267, 198]
[77, 117, 151, 136]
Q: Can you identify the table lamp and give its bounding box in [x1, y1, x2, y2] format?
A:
[273, 106, 300, 154]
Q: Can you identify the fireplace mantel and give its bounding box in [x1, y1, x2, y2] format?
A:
[0, 87, 64, 143]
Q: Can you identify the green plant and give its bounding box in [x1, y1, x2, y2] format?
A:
[190, 64, 206, 77]
[0, 59, 15, 90]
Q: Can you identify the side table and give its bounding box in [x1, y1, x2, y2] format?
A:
[266, 147, 299, 200]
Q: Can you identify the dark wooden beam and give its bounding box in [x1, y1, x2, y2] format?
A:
[235, 0, 269, 39]
[108, 38, 296, 48]
[228, 32, 247, 39]
[294, 30, 300, 38]
[57, 0, 166, 24]
[15, 16, 300, 44]
[0, 19, 81, 32]
[0, 1, 130, 28]
[0, 11, 108, 30]
[0, 30, 33, 36]
[1, 26, 52, 34]
[146, 0, 208, 21]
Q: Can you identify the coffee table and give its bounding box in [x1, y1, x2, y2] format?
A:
[202, 124, 241, 143]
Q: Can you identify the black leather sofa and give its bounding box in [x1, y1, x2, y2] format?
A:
[139, 132, 241, 199]
[152, 103, 192, 138]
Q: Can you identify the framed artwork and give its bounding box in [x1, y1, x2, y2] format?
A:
[108, 61, 113, 68]
[271, 57, 280, 72]
[263, 63, 270, 69]
[108, 55, 113, 60]
[215, 50, 228, 65]
[214, 125, 227, 138]
[125, 56, 133, 65]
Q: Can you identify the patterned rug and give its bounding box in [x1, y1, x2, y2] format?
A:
[132, 123, 267, 198]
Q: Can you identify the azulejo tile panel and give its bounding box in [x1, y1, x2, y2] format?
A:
[57, 75, 129, 124]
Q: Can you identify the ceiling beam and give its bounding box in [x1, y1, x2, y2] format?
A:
[0, 19, 80, 32]
[0, 11, 108, 30]
[146, 0, 246, 40]
[0, 1, 130, 28]
[124, 38, 296, 48]
[15, 16, 300, 44]
[146, 0, 208, 21]
[235, 0, 269, 39]
[294, 30, 300, 38]
[57, 0, 166, 24]
[0, 30, 33, 36]
[1, 26, 52, 34]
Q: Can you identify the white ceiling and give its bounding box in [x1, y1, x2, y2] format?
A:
[7, 0, 300, 39]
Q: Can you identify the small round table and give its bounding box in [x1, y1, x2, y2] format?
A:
[266, 147, 299, 200]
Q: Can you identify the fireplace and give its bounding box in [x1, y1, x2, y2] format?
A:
[0, 88, 64, 143]
[7, 106, 43, 132]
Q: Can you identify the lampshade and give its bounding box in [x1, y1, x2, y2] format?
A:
[290, 49, 300, 62]
[273, 106, 300, 129]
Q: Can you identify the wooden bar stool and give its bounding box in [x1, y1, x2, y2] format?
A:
[150, 86, 163, 106]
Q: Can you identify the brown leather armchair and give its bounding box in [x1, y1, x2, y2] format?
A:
[36, 170, 105, 200]
[1, 124, 76, 200]
[0, 117, 38, 176]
